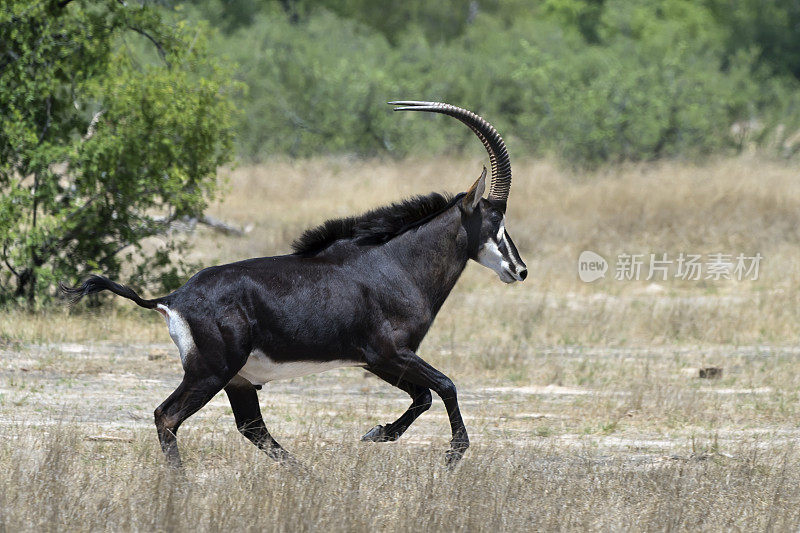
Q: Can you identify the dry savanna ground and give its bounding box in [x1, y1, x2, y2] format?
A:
[3, 156, 800, 531]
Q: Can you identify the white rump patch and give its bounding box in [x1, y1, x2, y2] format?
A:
[157, 304, 195, 366]
[237, 350, 360, 386]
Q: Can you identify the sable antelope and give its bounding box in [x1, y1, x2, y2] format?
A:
[61, 101, 527, 467]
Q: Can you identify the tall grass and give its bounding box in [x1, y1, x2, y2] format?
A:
[1, 425, 799, 532]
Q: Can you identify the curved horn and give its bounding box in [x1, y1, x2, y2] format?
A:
[389, 100, 511, 211]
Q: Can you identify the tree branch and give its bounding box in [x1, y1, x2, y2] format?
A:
[96, 241, 135, 270]
[33, 194, 101, 261]
[82, 110, 104, 141]
[38, 96, 51, 143]
[126, 25, 171, 68]
[2, 243, 20, 279]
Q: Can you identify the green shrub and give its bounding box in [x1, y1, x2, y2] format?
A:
[202, 0, 800, 165]
[0, 1, 238, 304]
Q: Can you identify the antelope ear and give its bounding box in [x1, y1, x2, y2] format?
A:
[462, 167, 487, 214]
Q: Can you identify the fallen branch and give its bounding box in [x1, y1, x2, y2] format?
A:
[152, 214, 248, 236]
[85, 435, 133, 443]
[198, 214, 246, 236]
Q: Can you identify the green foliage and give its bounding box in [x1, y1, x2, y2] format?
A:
[709, 0, 800, 79]
[189, 0, 800, 165]
[0, 1, 238, 305]
[3, 0, 798, 303]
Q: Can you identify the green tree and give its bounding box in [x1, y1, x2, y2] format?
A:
[0, 0, 238, 305]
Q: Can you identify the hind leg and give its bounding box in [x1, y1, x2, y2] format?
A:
[154, 372, 229, 468]
[154, 304, 254, 468]
[224, 376, 293, 463]
[361, 367, 432, 442]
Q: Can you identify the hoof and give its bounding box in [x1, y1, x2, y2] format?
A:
[361, 424, 396, 442]
[444, 444, 468, 469]
[444, 450, 464, 468]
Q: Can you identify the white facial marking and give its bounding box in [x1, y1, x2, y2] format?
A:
[476, 217, 525, 283]
[477, 237, 513, 283]
[237, 349, 362, 386]
[501, 231, 526, 276]
[158, 304, 195, 366]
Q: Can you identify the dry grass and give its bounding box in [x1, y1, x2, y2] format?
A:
[3, 156, 800, 531]
[8, 154, 800, 346]
[1, 425, 799, 532]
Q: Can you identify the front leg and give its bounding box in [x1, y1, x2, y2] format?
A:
[361, 367, 432, 442]
[369, 348, 469, 466]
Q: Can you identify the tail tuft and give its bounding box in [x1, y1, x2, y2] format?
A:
[58, 280, 90, 306]
[59, 275, 159, 309]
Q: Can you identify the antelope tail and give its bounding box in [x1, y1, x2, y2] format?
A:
[59, 275, 160, 309]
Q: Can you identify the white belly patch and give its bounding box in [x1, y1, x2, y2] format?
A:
[237, 350, 361, 385]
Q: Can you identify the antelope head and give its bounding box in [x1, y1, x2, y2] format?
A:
[390, 101, 527, 283]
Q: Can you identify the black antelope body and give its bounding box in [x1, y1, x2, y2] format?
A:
[62, 101, 527, 467]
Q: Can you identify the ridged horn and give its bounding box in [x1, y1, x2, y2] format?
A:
[389, 100, 511, 211]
